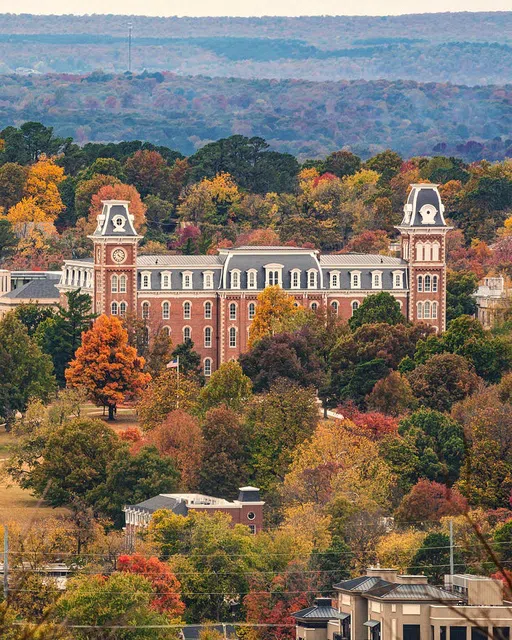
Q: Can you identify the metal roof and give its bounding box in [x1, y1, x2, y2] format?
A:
[292, 606, 347, 620]
[137, 254, 224, 267]
[320, 254, 406, 266]
[125, 495, 188, 516]
[2, 276, 60, 300]
[366, 583, 459, 601]
[333, 576, 392, 592]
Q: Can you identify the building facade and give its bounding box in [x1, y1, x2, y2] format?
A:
[0, 270, 61, 317]
[57, 184, 450, 376]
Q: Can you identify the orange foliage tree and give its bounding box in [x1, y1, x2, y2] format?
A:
[65, 315, 150, 420]
[248, 286, 298, 348]
[89, 183, 147, 231]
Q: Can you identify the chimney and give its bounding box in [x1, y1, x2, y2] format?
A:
[314, 597, 333, 608]
[396, 575, 428, 584]
[366, 566, 398, 583]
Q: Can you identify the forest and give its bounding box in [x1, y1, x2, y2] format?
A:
[1, 123, 512, 638]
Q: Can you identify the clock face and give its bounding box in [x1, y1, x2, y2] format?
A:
[112, 248, 127, 264]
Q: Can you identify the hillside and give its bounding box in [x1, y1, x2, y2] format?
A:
[0, 72, 510, 160]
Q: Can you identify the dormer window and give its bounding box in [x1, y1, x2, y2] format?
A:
[372, 271, 382, 289]
[265, 264, 283, 287]
[307, 270, 318, 289]
[182, 271, 193, 289]
[161, 271, 171, 290]
[247, 269, 258, 290]
[393, 271, 404, 289]
[351, 271, 361, 289]
[330, 271, 340, 289]
[290, 269, 301, 289]
[203, 271, 214, 289]
[231, 269, 241, 290]
[141, 271, 151, 290]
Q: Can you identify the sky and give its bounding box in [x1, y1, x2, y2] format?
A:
[7, 1, 512, 17]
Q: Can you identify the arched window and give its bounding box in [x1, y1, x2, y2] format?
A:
[417, 275, 423, 292]
[432, 275, 438, 293]
[351, 272, 361, 289]
[307, 270, 317, 289]
[331, 301, 339, 314]
[229, 303, 237, 320]
[111, 301, 118, 315]
[247, 270, 257, 289]
[231, 270, 240, 289]
[204, 358, 212, 377]
[119, 302, 127, 316]
[162, 301, 170, 320]
[111, 275, 118, 293]
[330, 272, 339, 289]
[204, 327, 212, 348]
[141, 273, 151, 289]
[424, 301, 431, 319]
[204, 301, 212, 319]
[268, 270, 279, 286]
[424, 242, 432, 262]
[161, 272, 171, 289]
[351, 301, 359, 315]
[424, 275, 431, 292]
[119, 275, 127, 293]
[416, 243, 424, 261]
[311, 302, 318, 311]
[229, 327, 237, 348]
[432, 302, 438, 319]
[372, 272, 382, 289]
[432, 242, 440, 261]
[162, 326, 171, 337]
[248, 302, 256, 320]
[182, 272, 193, 289]
[183, 326, 191, 341]
[142, 302, 150, 319]
[183, 301, 191, 319]
[203, 272, 213, 289]
[417, 301, 423, 319]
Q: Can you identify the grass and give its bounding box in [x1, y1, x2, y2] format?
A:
[0, 402, 139, 527]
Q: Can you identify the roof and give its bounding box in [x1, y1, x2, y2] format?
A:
[319, 254, 406, 266]
[333, 576, 392, 592]
[366, 583, 459, 602]
[125, 495, 188, 516]
[137, 254, 224, 267]
[2, 276, 60, 300]
[229, 245, 316, 252]
[292, 605, 346, 620]
[399, 184, 447, 228]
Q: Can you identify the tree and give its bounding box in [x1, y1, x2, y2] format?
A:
[117, 553, 185, 616]
[323, 150, 361, 178]
[14, 303, 55, 336]
[145, 328, 174, 378]
[89, 182, 146, 230]
[74, 173, 121, 219]
[0, 162, 27, 210]
[0, 312, 56, 425]
[446, 270, 478, 321]
[137, 370, 200, 431]
[375, 530, 427, 572]
[199, 361, 252, 413]
[349, 292, 405, 330]
[407, 353, 481, 412]
[366, 371, 416, 416]
[395, 479, 467, 525]
[52, 572, 178, 640]
[0, 218, 17, 259]
[409, 532, 464, 583]
[172, 339, 204, 384]
[24, 155, 65, 218]
[66, 315, 150, 420]
[199, 407, 248, 498]
[365, 149, 402, 183]
[248, 286, 298, 348]
[8, 418, 122, 507]
[240, 329, 326, 393]
[88, 446, 180, 527]
[177, 172, 240, 227]
[124, 149, 170, 198]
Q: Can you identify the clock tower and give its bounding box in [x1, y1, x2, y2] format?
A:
[89, 200, 141, 317]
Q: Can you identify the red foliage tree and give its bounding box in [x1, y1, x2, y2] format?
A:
[338, 401, 399, 440]
[395, 479, 468, 524]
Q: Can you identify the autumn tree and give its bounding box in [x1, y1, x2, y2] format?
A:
[446, 270, 479, 321]
[198, 361, 252, 413]
[177, 172, 241, 227]
[74, 173, 121, 219]
[65, 314, 150, 420]
[0, 218, 17, 259]
[89, 182, 146, 230]
[24, 155, 65, 217]
[375, 530, 426, 572]
[0, 162, 27, 210]
[248, 286, 298, 348]
[145, 327, 174, 378]
[124, 149, 170, 198]
[172, 339, 204, 384]
[349, 291, 405, 330]
[409, 532, 464, 583]
[395, 479, 467, 525]
[366, 370, 416, 416]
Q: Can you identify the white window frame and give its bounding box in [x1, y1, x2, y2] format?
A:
[119, 274, 127, 293]
[331, 300, 339, 314]
[432, 301, 438, 319]
[330, 271, 340, 289]
[290, 269, 301, 290]
[424, 300, 431, 319]
[161, 271, 171, 290]
[229, 326, 237, 348]
[204, 301, 212, 319]
[141, 301, 150, 319]
[417, 275, 423, 292]
[141, 271, 151, 290]
[111, 301, 118, 315]
[424, 274, 432, 292]
[204, 326, 212, 348]
[203, 271, 214, 290]
[307, 269, 318, 290]
[204, 358, 212, 377]
[183, 326, 191, 341]
[371, 270, 382, 290]
[119, 301, 127, 317]
[162, 301, 170, 320]
[182, 271, 193, 290]
[433, 275, 438, 293]
[229, 302, 237, 321]
[248, 302, 256, 320]
[183, 301, 192, 320]
[264, 264, 283, 287]
[247, 269, 258, 290]
[393, 271, 404, 289]
[351, 300, 359, 315]
[432, 242, 440, 261]
[417, 301, 423, 319]
[231, 269, 241, 290]
[311, 301, 318, 311]
[111, 274, 118, 293]
[351, 271, 361, 290]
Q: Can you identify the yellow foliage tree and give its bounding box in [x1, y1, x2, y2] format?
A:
[375, 530, 427, 572]
[24, 155, 65, 218]
[280, 502, 332, 553]
[177, 172, 240, 226]
[6, 196, 56, 239]
[247, 285, 299, 348]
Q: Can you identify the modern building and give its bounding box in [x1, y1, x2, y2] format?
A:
[124, 486, 264, 547]
[0, 269, 61, 316]
[57, 184, 450, 376]
[474, 276, 511, 329]
[293, 567, 512, 640]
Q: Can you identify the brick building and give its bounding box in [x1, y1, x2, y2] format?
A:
[57, 184, 450, 376]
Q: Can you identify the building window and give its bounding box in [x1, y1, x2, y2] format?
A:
[403, 625, 421, 640]
[351, 300, 359, 315]
[417, 275, 423, 292]
[351, 272, 361, 289]
[265, 265, 283, 287]
[111, 301, 118, 315]
[424, 301, 431, 319]
[204, 358, 212, 377]
[141, 272, 151, 289]
[433, 275, 438, 292]
[183, 301, 191, 320]
[247, 511, 255, 520]
[111, 275, 118, 293]
[119, 302, 127, 317]
[231, 270, 241, 289]
[203, 271, 214, 289]
[229, 303, 237, 320]
[248, 524, 256, 534]
[330, 271, 340, 288]
[493, 628, 510, 640]
[182, 271, 193, 289]
[331, 301, 339, 314]
[119, 275, 127, 293]
[432, 301, 438, 319]
[183, 326, 191, 341]
[424, 274, 432, 292]
[424, 242, 432, 261]
[162, 301, 170, 320]
[311, 302, 318, 311]
[393, 272, 403, 289]
[162, 326, 171, 337]
[142, 301, 150, 319]
[248, 302, 256, 320]
[161, 272, 171, 289]
[417, 301, 423, 319]
[307, 270, 318, 289]
[229, 327, 237, 348]
[290, 269, 301, 289]
[247, 269, 258, 289]
[204, 301, 212, 319]
[450, 628, 467, 640]
[372, 271, 382, 289]
[204, 327, 212, 348]
[432, 242, 440, 261]
[268, 270, 279, 286]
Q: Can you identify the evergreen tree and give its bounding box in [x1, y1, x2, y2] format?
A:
[172, 339, 204, 384]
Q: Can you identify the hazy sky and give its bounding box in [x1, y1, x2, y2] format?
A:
[7, 1, 512, 17]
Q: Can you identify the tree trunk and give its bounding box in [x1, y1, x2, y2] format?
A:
[108, 404, 116, 421]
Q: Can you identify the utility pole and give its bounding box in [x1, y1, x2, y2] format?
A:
[128, 23, 133, 73]
[3, 525, 8, 601]
[449, 518, 454, 575]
